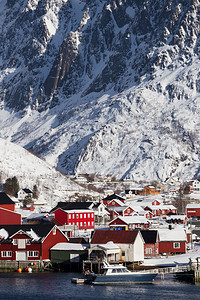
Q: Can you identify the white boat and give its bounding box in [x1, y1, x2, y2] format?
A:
[84, 262, 158, 285]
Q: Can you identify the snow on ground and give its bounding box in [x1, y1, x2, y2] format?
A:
[143, 243, 200, 267]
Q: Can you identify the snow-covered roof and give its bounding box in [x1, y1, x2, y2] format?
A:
[186, 203, 200, 209]
[0, 228, 9, 239]
[166, 215, 187, 220]
[158, 229, 187, 242]
[98, 241, 120, 250]
[50, 242, 86, 251]
[114, 216, 149, 225]
[26, 228, 40, 241]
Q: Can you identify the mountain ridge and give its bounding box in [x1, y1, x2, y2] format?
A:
[1, 0, 200, 182]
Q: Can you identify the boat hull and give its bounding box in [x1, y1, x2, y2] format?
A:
[92, 273, 157, 285]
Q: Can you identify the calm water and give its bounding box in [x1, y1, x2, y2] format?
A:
[0, 272, 199, 300]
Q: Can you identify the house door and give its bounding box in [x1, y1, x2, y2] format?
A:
[16, 251, 27, 261]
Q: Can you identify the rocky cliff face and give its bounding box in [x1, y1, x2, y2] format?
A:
[1, 0, 200, 182]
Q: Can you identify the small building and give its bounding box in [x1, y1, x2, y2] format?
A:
[0, 192, 15, 212]
[166, 214, 187, 224]
[140, 186, 160, 195]
[17, 189, 33, 200]
[140, 230, 159, 257]
[50, 242, 87, 265]
[158, 228, 187, 254]
[0, 224, 68, 261]
[188, 179, 200, 193]
[89, 241, 120, 263]
[109, 216, 150, 230]
[186, 203, 200, 219]
[90, 230, 144, 263]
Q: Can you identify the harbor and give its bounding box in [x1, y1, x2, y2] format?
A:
[0, 271, 199, 300]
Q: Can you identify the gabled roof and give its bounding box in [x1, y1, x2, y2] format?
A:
[0, 192, 15, 205]
[50, 201, 93, 213]
[107, 199, 125, 206]
[110, 216, 149, 225]
[91, 230, 139, 244]
[0, 224, 55, 241]
[140, 230, 158, 244]
[103, 194, 125, 201]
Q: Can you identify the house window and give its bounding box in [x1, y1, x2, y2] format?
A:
[88, 213, 90, 218]
[122, 251, 125, 256]
[1, 251, 12, 257]
[92, 222, 94, 226]
[53, 227, 57, 235]
[26, 239, 31, 245]
[80, 214, 82, 218]
[13, 239, 18, 245]
[145, 248, 152, 255]
[84, 214, 86, 218]
[76, 214, 79, 219]
[84, 222, 86, 227]
[28, 251, 39, 257]
[127, 208, 130, 213]
[88, 221, 90, 226]
[173, 242, 180, 249]
[80, 222, 83, 227]
[69, 214, 71, 219]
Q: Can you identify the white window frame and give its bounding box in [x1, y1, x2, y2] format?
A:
[173, 242, 180, 249]
[1, 251, 12, 257]
[145, 248, 152, 255]
[28, 251, 39, 257]
[13, 239, 18, 245]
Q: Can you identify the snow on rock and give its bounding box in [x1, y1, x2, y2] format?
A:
[1, 1, 200, 182]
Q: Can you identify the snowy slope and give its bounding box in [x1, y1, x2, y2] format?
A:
[1, 1, 200, 182]
[0, 137, 87, 207]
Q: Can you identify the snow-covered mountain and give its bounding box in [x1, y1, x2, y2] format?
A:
[1, 0, 200, 182]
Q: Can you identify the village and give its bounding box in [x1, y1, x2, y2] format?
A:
[0, 175, 200, 276]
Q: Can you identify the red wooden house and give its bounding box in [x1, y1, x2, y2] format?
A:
[0, 192, 15, 212]
[109, 216, 150, 230]
[186, 204, 200, 218]
[0, 224, 68, 261]
[140, 230, 159, 257]
[158, 229, 187, 254]
[0, 207, 21, 225]
[144, 204, 177, 217]
[102, 194, 125, 206]
[53, 208, 94, 230]
[51, 202, 95, 230]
